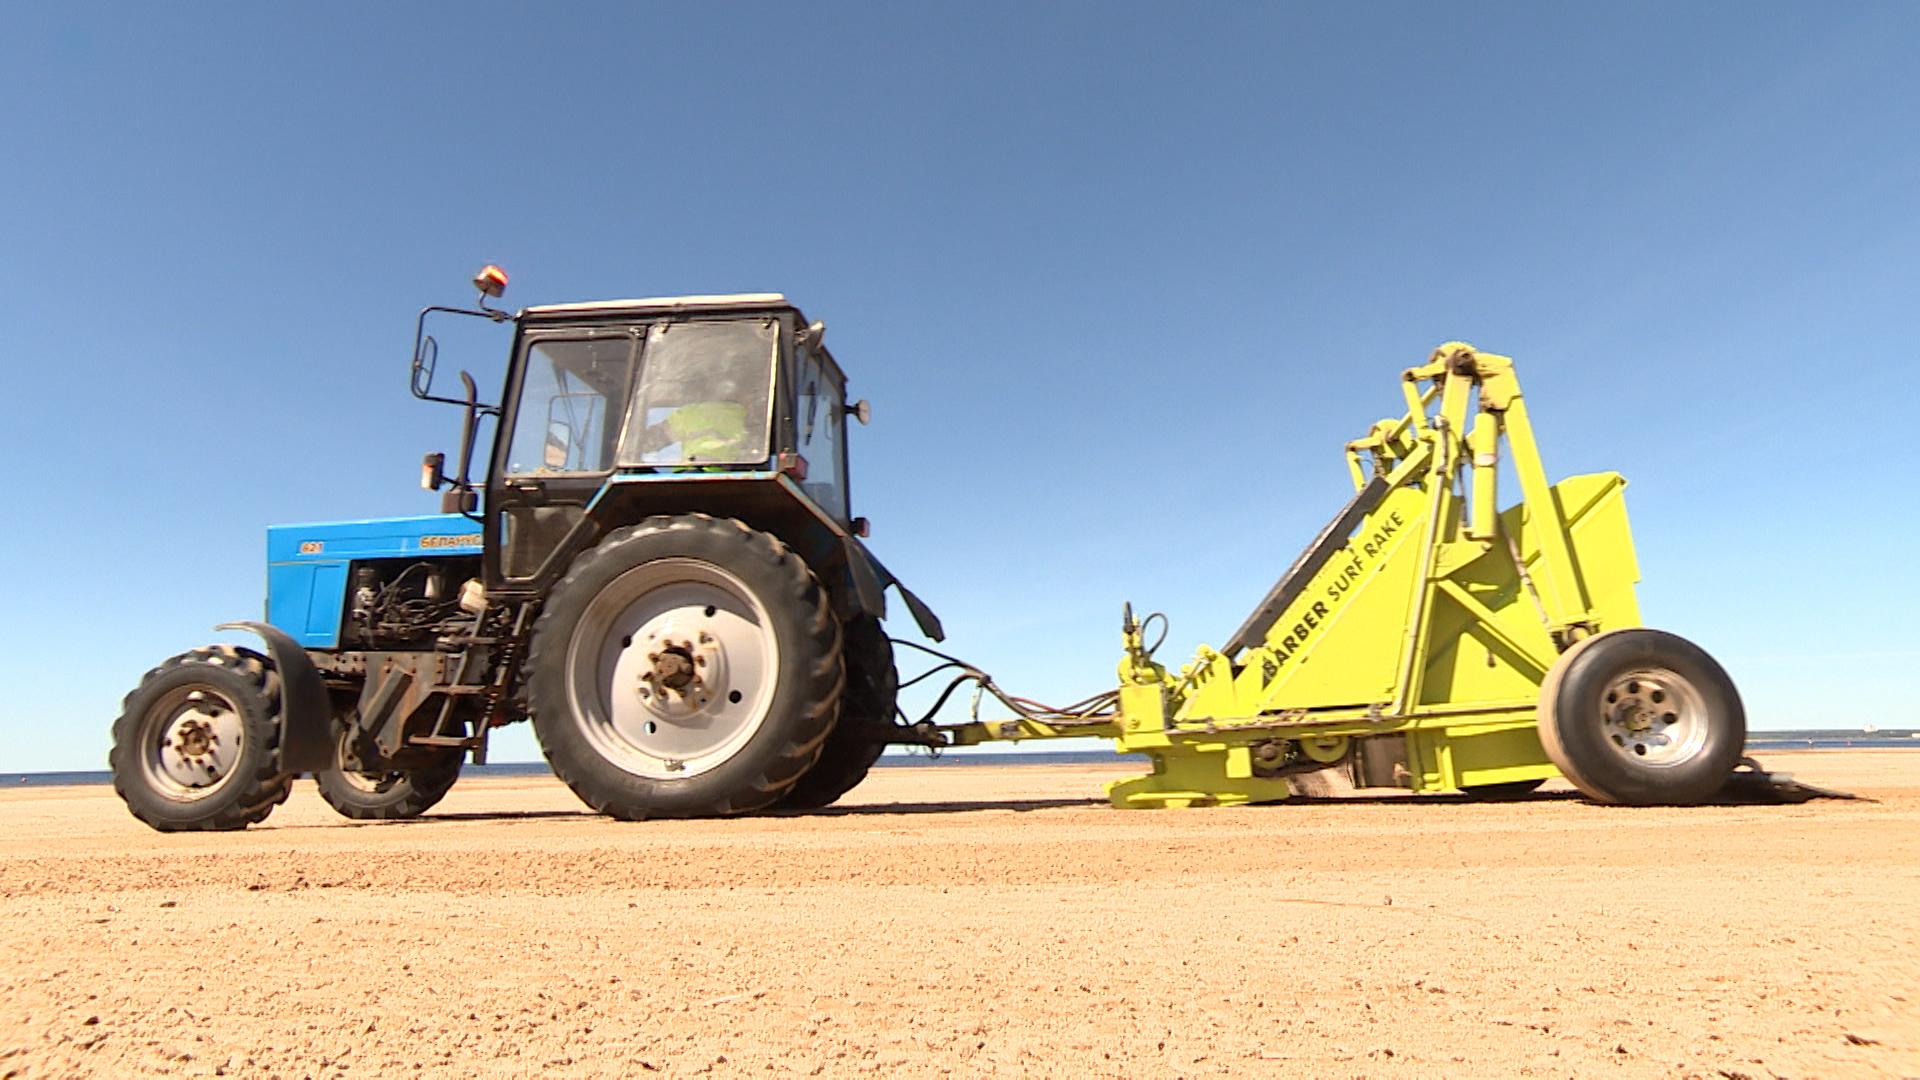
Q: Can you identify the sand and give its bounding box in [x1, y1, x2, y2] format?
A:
[1, 751, 1915, 1079]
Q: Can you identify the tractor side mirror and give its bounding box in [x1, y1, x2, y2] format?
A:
[410, 334, 439, 399]
[847, 399, 871, 425]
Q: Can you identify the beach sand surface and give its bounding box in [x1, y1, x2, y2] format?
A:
[1, 751, 1915, 1078]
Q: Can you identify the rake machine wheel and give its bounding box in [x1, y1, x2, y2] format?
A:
[1538, 628, 1744, 806]
[110, 646, 296, 832]
[774, 615, 899, 810]
[527, 515, 843, 820]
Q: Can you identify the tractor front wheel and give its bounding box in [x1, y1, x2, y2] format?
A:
[1538, 628, 1744, 806]
[109, 646, 295, 831]
[526, 515, 842, 819]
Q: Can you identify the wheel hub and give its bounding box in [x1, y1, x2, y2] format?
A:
[174, 717, 215, 757]
[150, 690, 245, 794]
[651, 646, 697, 691]
[1600, 668, 1708, 766]
[633, 622, 730, 720]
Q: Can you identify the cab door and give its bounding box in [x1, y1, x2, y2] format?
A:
[486, 328, 640, 589]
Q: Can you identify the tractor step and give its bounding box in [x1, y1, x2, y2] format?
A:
[407, 735, 478, 748]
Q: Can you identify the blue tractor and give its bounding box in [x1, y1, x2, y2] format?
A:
[110, 268, 942, 830]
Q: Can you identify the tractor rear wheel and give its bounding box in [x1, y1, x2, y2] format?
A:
[774, 616, 898, 809]
[1538, 628, 1744, 806]
[110, 646, 295, 832]
[526, 515, 842, 819]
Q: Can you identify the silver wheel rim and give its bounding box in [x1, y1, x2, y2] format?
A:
[335, 729, 402, 795]
[564, 558, 779, 780]
[339, 770, 400, 794]
[1599, 666, 1709, 766]
[140, 686, 247, 801]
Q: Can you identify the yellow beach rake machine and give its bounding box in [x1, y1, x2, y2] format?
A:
[940, 343, 1784, 808]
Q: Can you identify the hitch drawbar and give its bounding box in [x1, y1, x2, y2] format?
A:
[938, 344, 1831, 809]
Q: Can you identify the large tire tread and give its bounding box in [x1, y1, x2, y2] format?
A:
[775, 616, 897, 810]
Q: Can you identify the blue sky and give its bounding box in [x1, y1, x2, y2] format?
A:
[2, 3, 1915, 771]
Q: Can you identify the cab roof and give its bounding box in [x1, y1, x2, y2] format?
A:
[516, 292, 843, 383]
[522, 293, 792, 319]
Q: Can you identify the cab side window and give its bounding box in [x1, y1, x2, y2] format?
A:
[794, 350, 848, 520]
[506, 337, 633, 474]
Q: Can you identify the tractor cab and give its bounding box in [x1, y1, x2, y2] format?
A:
[477, 295, 874, 603]
[409, 282, 894, 614]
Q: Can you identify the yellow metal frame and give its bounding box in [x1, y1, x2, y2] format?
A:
[941, 344, 1644, 808]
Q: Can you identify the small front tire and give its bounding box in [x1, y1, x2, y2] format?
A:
[109, 646, 294, 832]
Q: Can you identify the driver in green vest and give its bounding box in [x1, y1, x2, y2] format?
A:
[631, 372, 757, 465]
[655, 400, 750, 462]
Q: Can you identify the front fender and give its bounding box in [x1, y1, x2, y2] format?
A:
[215, 620, 337, 773]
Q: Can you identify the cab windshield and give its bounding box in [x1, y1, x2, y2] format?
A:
[618, 320, 776, 467]
[506, 319, 778, 474]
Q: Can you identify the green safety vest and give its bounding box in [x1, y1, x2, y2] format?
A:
[665, 402, 750, 461]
